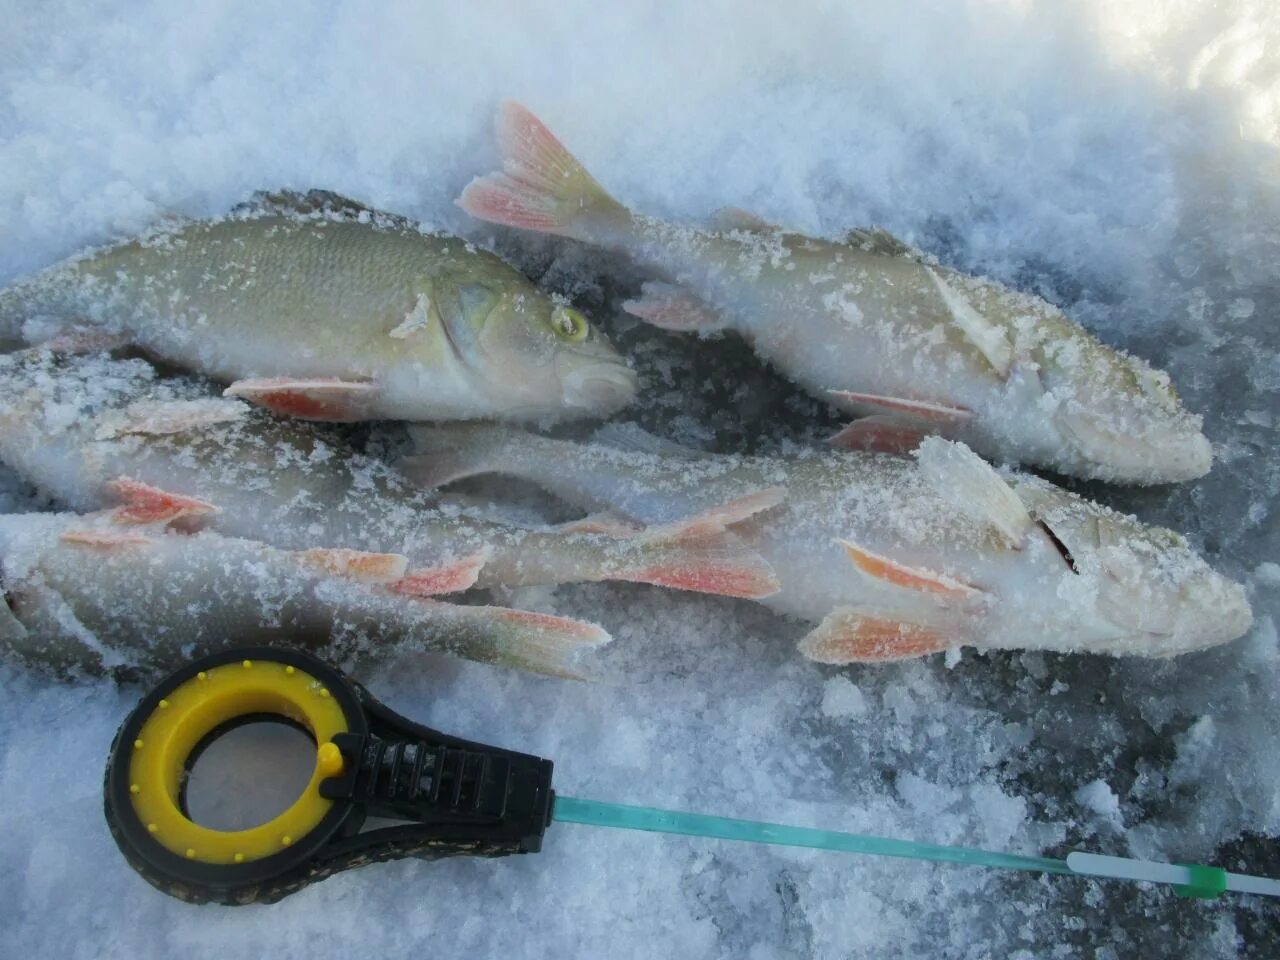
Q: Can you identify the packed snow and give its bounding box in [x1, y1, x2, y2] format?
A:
[1, 2, 1278, 957]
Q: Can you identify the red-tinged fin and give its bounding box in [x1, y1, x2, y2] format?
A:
[644, 487, 787, 542]
[836, 539, 985, 600]
[496, 607, 610, 647]
[798, 609, 952, 664]
[299, 548, 408, 583]
[224, 378, 378, 422]
[622, 281, 728, 332]
[829, 390, 971, 426]
[611, 533, 780, 599]
[106, 479, 218, 527]
[828, 416, 927, 454]
[456, 101, 628, 240]
[389, 552, 489, 597]
[554, 513, 645, 538]
[60, 530, 151, 548]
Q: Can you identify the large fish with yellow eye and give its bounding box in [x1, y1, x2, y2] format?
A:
[404, 422, 1253, 662]
[0, 189, 637, 422]
[459, 103, 1210, 484]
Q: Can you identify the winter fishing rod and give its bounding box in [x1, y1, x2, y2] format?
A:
[104, 646, 1280, 905]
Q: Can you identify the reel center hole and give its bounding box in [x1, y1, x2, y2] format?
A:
[184, 719, 315, 832]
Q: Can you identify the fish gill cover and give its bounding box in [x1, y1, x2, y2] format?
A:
[0, 1, 1277, 957]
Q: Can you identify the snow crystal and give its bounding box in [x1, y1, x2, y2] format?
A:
[1075, 779, 1125, 831]
[2, 1, 1279, 958]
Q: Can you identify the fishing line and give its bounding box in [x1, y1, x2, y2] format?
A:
[104, 647, 1278, 905]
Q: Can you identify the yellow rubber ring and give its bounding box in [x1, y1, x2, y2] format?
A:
[126, 659, 349, 865]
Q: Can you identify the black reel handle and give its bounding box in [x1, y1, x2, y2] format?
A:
[104, 646, 555, 905]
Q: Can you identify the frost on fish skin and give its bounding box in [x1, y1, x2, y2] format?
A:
[458, 103, 1212, 484]
[0, 350, 773, 603]
[407, 423, 1252, 661]
[0, 189, 636, 424]
[0, 510, 607, 678]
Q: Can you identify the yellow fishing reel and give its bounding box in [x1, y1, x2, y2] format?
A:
[104, 647, 554, 904]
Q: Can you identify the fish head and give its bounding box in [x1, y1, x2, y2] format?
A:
[1010, 478, 1252, 655]
[1037, 333, 1212, 484]
[403, 269, 637, 420]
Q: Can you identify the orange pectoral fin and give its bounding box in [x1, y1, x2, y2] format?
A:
[224, 378, 378, 421]
[389, 552, 489, 597]
[298, 548, 408, 583]
[836, 539, 984, 600]
[798, 609, 952, 664]
[106, 479, 218, 527]
[828, 416, 928, 455]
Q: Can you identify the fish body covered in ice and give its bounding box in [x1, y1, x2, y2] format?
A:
[0, 190, 637, 422]
[403, 422, 1253, 663]
[0, 350, 777, 603]
[0, 509, 611, 678]
[459, 104, 1211, 484]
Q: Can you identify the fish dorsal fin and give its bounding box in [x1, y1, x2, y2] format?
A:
[925, 267, 1014, 378]
[842, 227, 919, 260]
[708, 206, 780, 233]
[590, 422, 713, 459]
[233, 189, 420, 231]
[915, 437, 1033, 547]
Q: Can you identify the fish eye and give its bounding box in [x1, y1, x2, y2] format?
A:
[551, 307, 590, 342]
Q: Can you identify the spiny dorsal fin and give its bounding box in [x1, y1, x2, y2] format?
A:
[842, 227, 919, 259]
[233, 190, 421, 231]
[916, 437, 1033, 547]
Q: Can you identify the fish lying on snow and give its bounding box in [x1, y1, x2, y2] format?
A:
[0, 509, 609, 679]
[403, 422, 1252, 662]
[0, 349, 778, 602]
[459, 103, 1211, 485]
[0, 190, 637, 422]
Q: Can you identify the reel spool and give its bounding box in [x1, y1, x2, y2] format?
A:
[104, 647, 554, 905]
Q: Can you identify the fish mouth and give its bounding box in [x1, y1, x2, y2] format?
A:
[560, 363, 639, 415]
[1056, 407, 1213, 484]
[1097, 567, 1253, 654]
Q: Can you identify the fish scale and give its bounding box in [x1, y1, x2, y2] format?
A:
[458, 102, 1212, 484]
[0, 190, 638, 423]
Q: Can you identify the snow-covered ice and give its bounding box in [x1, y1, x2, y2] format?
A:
[1, 1, 1278, 957]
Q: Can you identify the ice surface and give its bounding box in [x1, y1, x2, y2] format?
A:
[1, 1, 1278, 957]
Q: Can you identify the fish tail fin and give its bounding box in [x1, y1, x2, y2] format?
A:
[400, 422, 526, 489]
[457, 101, 630, 241]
